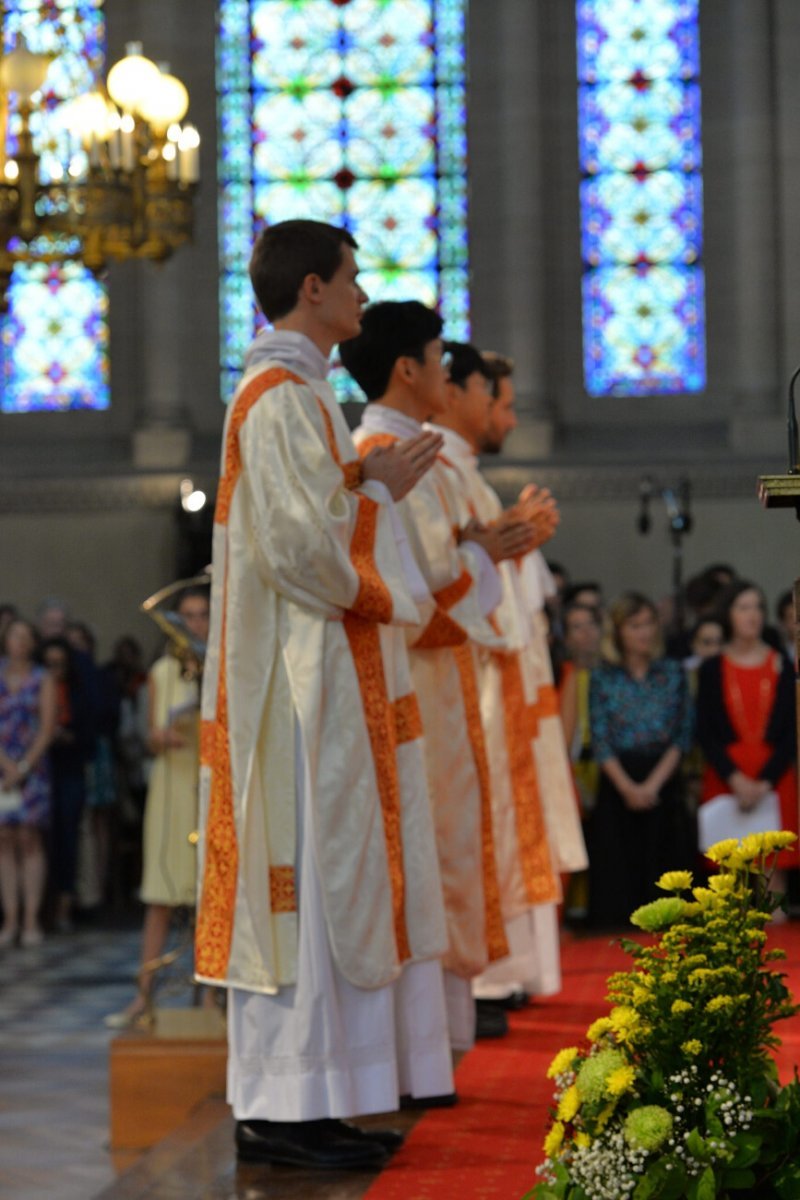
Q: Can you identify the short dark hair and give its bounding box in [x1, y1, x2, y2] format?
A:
[481, 351, 514, 399]
[563, 582, 602, 608]
[339, 301, 443, 401]
[249, 220, 358, 322]
[443, 341, 493, 389]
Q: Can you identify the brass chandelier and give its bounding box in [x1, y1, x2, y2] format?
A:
[0, 39, 200, 304]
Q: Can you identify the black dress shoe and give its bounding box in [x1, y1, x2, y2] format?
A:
[399, 1091, 458, 1110]
[343, 1122, 405, 1152]
[235, 1118, 389, 1169]
[475, 1001, 509, 1038]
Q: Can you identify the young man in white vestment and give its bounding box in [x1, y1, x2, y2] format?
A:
[428, 342, 579, 1016]
[194, 221, 456, 1170]
[340, 301, 540, 1056]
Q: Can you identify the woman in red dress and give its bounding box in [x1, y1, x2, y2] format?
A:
[696, 581, 798, 882]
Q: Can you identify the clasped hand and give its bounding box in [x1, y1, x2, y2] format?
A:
[362, 431, 443, 502]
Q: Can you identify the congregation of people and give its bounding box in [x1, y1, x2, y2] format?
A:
[1, 219, 798, 1174]
[0, 593, 209, 964]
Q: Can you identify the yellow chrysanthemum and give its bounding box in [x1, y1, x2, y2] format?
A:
[705, 837, 741, 864]
[656, 870, 693, 892]
[547, 1047, 579, 1079]
[692, 887, 720, 907]
[682, 1039, 702, 1056]
[575, 1132, 592, 1150]
[543, 1121, 565, 1158]
[706, 995, 735, 1014]
[586, 1017, 614, 1042]
[739, 834, 766, 862]
[595, 1101, 616, 1132]
[661, 971, 678, 984]
[763, 831, 797, 852]
[708, 873, 737, 895]
[689, 968, 714, 985]
[606, 1065, 636, 1096]
[557, 1084, 580, 1122]
[671, 999, 692, 1015]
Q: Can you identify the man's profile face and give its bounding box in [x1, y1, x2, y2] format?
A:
[405, 338, 450, 418]
[319, 244, 368, 343]
[448, 369, 492, 444]
[482, 377, 517, 454]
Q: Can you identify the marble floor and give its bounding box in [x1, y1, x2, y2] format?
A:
[0, 917, 201, 1200]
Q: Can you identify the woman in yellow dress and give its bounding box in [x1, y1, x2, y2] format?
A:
[106, 588, 209, 1027]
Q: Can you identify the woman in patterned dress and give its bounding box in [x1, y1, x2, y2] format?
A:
[0, 619, 56, 947]
[586, 592, 694, 930]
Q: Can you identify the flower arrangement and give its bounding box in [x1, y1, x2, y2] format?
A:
[528, 832, 800, 1200]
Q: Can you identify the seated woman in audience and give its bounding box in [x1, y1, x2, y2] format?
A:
[587, 592, 694, 930]
[0, 619, 56, 946]
[696, 581, 798, 892]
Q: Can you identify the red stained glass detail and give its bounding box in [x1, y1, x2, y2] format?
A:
[334, 166, 356, 190]
[332, 74, 355, 98]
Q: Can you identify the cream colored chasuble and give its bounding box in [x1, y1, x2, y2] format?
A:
[431, 426, 588, 880]
[195, 334, 447, 995]
[354, 404, 509, 980]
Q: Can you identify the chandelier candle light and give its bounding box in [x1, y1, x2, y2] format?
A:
[0, 38, 199, 305]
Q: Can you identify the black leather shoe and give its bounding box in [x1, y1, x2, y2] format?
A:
[475, 1001, 509, 1038]
[235, 1118, 389, 1169]
[343, 1122, 405, 1152]
[399, 1091, 458, 1110]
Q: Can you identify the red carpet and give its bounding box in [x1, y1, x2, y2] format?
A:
[364, 927, 800, 1200]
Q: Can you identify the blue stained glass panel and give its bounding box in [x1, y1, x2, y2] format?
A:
[1, 1, 108, 413]
[217, 0, 469, 403]
[577, 0, 706, 396]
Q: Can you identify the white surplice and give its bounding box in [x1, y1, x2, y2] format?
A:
[196, 331, 452, 1118]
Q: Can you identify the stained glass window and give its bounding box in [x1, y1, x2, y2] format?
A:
[217, 0, 469, 402]
[577, 0, 706, 396]
[1, 1, 109, 413]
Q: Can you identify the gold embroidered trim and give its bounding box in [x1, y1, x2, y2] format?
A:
[393, 693, 423, 745]
[216, 367, 303, 526]
[270, 865, 297, 914]
[344, 614, 411, 963]
[412, 607, 467, 650]
[452, 643, 509, 963]
[499, 654, 559, 905]
[433, 567, 472, 612]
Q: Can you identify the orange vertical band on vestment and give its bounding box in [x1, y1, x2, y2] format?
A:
[215, 367, 303, 525]
[197, 369, 305, 981]
[344, 614, 411, 963]
[392, 693, 423, 744]
[452, 643, 509, 963]
[533, 683, 560, 722]
[322, 414, 410, 961]
[499, 654, 559, 905]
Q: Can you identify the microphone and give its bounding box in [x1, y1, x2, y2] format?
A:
[678, 475, 693, 535]
[637, 475, 653, 535]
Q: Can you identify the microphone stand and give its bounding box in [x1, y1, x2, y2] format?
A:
[636, 475, 693, 637]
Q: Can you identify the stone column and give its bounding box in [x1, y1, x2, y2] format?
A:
[106, 0, 219, 470]
[725, 0, 781, 451]
[468, 0, 554, 457]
